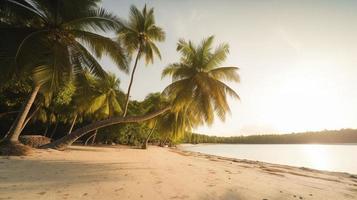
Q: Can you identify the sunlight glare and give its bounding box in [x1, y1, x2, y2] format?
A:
[301, 144, 331, 171]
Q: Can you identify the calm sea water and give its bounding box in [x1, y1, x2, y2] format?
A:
[180, 144, 357, 174]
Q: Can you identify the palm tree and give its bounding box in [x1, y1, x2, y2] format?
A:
[42, 106, 171, 150]
[117, 5, 165, 117]
[140, 92, 169, 149]
[0, 0, 128, 147]
[162, 36, 240, 126]
[42, 36, 240, 151]
[80, 73, 123, 145]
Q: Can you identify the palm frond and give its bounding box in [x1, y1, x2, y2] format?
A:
[208, 67, 240, 82]
[63, 7, 123, 32]
[72, 30, 129, 72]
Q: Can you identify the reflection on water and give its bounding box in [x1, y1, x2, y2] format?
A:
[302, 144, 330, 171]
[181, 144, 357, 174]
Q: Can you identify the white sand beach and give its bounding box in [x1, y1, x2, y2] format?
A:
[0, 146, 356, 200]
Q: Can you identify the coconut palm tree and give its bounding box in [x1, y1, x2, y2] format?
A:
[42, 106, 171, 150]
[0, 0, 128, 147]
[162, 36, 240, 126]
[140, 92, 169, 149]
[42, 36, 240, 151]
[80, 72, 123, 144]
[117, 4, 165, 117]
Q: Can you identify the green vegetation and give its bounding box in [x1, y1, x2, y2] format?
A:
[0, 0, 240, 155]
[183, 129, 357, 144]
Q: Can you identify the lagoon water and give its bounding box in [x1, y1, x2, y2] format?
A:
[181, 144, 357, 174]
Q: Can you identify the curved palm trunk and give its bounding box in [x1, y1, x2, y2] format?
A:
[44, 126, 49, 137]
[159, 137, 168, 147]
[42, 107, 170, 150]
[142, 123, 156, 149]
[122, 48, 142, 117]
[50, 121, 58, 139]
[84, 130, 96, 145]
[20, 105, 40, 133]
[67, 114, 77, 135]
[4, 84, 41, 142]
[91, 129, 98, 145]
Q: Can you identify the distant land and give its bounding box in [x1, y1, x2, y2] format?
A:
[183, 129, 357, 144]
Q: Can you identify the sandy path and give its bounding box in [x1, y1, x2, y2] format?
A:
[0, 146, 356, 200]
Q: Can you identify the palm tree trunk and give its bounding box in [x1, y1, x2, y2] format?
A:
[4, 84, 41, 143]
[44, 126, 49, 137]
[84, 130, 96, 145]
[142, 124, 156, 149]
[160, 137, 168, 147]
[91, 129, 98, 145]
[67, 114, 77, 135]
[20, 105, 40, 133]
[50, 121, 58, 139]
[122, 48, 142, 117]
[41, 106, 170, 150]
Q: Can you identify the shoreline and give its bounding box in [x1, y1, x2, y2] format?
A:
[174, 146, 357, 178]
[180, 143, 357, 145]
[1, 145, 356, 200]
[178, 143, 357, 175]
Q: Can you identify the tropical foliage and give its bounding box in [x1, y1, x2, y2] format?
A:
[0, 0, 128, 144]
[0, 1, 240, 155]
[162, 36, 240, 128]
[183, 129, 357, 144]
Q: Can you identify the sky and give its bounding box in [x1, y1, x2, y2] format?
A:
[98, 0, 357, 136]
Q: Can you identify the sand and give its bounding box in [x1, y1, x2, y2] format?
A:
[0, 145, 356, 200]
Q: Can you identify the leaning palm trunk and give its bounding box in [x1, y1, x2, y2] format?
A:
[84, 130, 96, 145]
[3, 84, 41, 142]
[84, 129, 98, 145]
[42, 107, 171, 150]
[44, 126, 49, 137]
[50, 121, 59, 139]
[142, 123, 156, 149]
[67, 114, 77, 135]
[159, 137, 168, 147]
[122, 48, 142, 117]
[91, 129, 98, 145]
[20, 105, 40, 133]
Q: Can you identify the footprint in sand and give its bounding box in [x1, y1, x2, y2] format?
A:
[115, 188, 123, 192]
[37, 192, 46, 195]
[170, 195, 189, 199]
[208, 170, 216, 174]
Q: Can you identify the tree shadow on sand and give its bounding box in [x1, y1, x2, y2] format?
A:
[0, 158, 149, 192]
